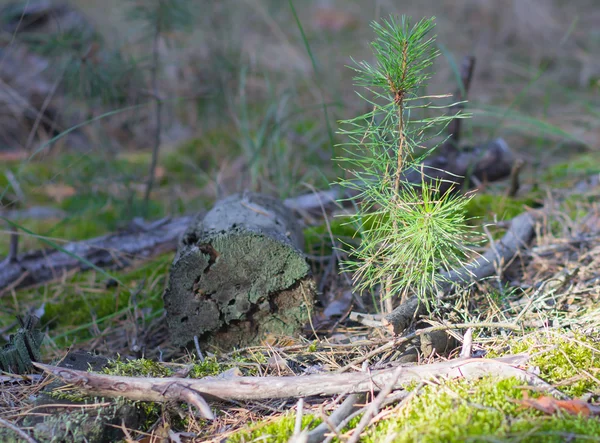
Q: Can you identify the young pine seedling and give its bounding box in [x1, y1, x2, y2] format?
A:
[337, 16, 475, 313]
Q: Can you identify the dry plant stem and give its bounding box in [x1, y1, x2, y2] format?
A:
[306, 393, 367, 443]
[143, 8, 163, 216]
[8, 225, 18, 262]
[507, 158, 525, 197]
[336, 322, 520, 373]
[34, 354, 548, 411]
[0, 416, 39, 443]
[383, 211, 538, 334]
[442, 55, 476, 154]
[347, 366, 404, 443]
[384, 275, 394, 314]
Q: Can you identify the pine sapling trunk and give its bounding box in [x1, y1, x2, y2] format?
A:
[384, 43, 408, 313]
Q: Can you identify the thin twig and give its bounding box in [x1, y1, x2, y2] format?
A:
[293, 397, 304, 436]
[347, 366, 404, 443]
[306, 393, 367, 443]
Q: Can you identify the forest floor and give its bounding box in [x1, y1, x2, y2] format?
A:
[1, 0, 600, 442]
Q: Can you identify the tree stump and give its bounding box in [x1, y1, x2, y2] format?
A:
[163, 192, 315, 350]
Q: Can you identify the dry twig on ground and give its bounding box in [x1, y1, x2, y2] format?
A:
[34, 352, 567, 418]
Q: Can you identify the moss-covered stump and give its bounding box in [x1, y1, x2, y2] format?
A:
[163, 191, 315, 350]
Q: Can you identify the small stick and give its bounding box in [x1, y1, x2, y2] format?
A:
[193, 336, 205, 362]
[294, 398, 305, 436]
[349, 312, 384, 328]
[459, 328, 473, 359]
[336, 322, 521, 373]
[35, 354, 540, 405]
[507, 159, 524, 197]
[306, 393, 367, 443]
[347, 367, 404, 443]
[322, 391, 409, 443]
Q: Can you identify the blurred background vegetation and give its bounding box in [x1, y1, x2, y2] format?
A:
[1, 1, 597, 218]
[0, 0, 598, 349]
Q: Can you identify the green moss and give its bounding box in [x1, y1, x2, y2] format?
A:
[189, 357, 227, 378]
[464, 194, 538, 221]
[27, 401, 147, 443]
[362, 376, 600, 443]
[543, 154, 600, 182]
[509, 415, 600, 442]
[22, 254, 173, 347]
[102, 357, 173, 377]
[364, 377, 522, 443]
[163, 128, 236, 182]
[48, 388, 91, 403]
[303, 216, 358, 255]
[497, 331, 600, 397]
[228, 413, 321, 443]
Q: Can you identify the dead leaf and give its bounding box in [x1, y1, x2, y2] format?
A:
[516, 391, 597, 416]
[312, 7, 358, 32]
[0, 150, 28, 162]
[43, 184, 76, 203]
[263, 334, 297, 347]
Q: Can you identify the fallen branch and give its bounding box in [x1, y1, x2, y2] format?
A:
[35, 353, 565, 417]
[0, 215, 195, 294]
[383, 211, 538, 334]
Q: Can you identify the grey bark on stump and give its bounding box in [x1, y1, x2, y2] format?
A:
[163, 192, 315, 350]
